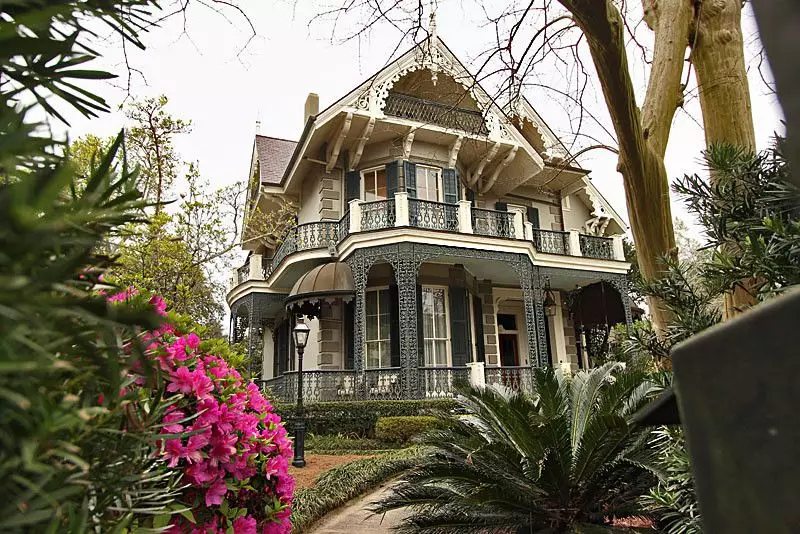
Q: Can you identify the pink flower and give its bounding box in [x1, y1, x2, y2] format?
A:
[162, 410, 185, 434]
[185, 431, 210, 463]
[233, 516, 257, 534]
[107, 286, 138, 302]
[264, 455, 288, 480]
[205, 478, 227, 507]
[167, 367, 214, 399]
[163, 439, 184, 468]
[208, 432, 238, 466]
[149, 294, 168, 316]
[185, 461, 219, 485]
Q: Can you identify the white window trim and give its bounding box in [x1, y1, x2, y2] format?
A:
[364, 285, 392, 369]
[416, 164, 443, 202]
[421, 284, 452, 367]
[360, 166, 386, 202]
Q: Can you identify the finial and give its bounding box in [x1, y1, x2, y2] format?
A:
[429, 5, 439, 85]
[255, 119, 261, 135]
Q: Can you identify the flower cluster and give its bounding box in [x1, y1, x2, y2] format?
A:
[109, 289, 294, 533]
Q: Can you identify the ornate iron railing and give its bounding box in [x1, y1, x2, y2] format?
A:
[272, 370, 359, 403]
[579, 234, 614, 260]
[484, 366, 535, 394]
[472, 208, 515, 238]
[360, 199, 396, 231]
[385, 92, 489, 136]
[296, 221, 338, 250]
[419, 367, 470, 398]
[338, 209, 350, 241]
[408, 198, 459, 232]
[260, 376, 286, 400]
[237, 263, 249, 284]
[531, 228, 570, 255]
[261, 256, 271, 279]
[267, 230, 297, 276]
[364, 367, 403, 400]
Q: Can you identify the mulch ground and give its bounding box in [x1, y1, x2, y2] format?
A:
[289, 454, 374, 490]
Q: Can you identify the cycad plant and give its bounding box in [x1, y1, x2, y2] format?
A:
[375, 363, 660, 533]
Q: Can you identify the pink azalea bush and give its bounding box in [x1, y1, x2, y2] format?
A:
[108, 289, 294, 533]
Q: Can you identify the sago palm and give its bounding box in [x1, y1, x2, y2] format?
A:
[374, 363, 659, 533]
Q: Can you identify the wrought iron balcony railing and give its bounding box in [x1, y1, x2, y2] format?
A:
[237, 263, 249, 284]
[532, 228, 570, 255]
[384, 92, 489, 136]
[338, 209, 351, 241]
[484, 366, 535, 394]
[364, 367, 403, 400]
[264, 221, 339, 277]
[419, 366, 470, 398]
[360, 199, 396, 231]
[408, 198, 459, 232]
[472, 207, 515, 238]
[579, 234, 614, 260]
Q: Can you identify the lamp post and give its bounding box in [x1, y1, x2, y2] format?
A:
[291, 320, 310, 468]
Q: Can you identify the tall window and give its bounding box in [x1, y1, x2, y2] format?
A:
[416, 166, 441, 202]
[362, 167, 387, 201]
[422, 286, 449, 366]
[365, 288, 391, 368]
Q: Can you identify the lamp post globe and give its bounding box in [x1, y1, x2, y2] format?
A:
[292, 320, 311, 468]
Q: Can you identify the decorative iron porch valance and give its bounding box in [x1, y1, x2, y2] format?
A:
[285, 262, 355, 317]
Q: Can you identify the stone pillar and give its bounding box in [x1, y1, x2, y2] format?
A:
[568, 230, 582, 257]
[394, 250, 420, 398]
[549, 204, 564, 231]
[550, 291, 568, 367]
[249, 254, 264, 281]
[317, 302, 343, 369]
[467, 361, 486, 388]
[348, 199, 362, 234]
[512, 210, 524, 239]
[319, 169, 342, 220]
[457, 200, 473, 233]
[394, 192, 409, 226]
[476, 280, 498, 365]
[612, 235, 626, 261]
[561, 294, 579, 369]
[524, 221, 533, 241]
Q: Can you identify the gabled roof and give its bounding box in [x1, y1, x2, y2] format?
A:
[254, 135, 297, 185]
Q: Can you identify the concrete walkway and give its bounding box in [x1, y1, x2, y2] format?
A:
[306, 483, 408, 534]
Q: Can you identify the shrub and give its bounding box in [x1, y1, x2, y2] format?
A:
[375, 416, 442, 444]
[291, 448, 423, 532]
[275, 399, 459, 437]
[306, 434, 400, 452]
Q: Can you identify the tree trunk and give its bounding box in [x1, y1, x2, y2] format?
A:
[559, 0, 692, 333]
[691, 0, 758, 315]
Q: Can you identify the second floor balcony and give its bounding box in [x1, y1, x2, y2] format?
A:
[384, 92, 489, 136]
[232, 193, 625, 289]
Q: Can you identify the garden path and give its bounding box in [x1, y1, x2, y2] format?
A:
[305, 483, 407, 534]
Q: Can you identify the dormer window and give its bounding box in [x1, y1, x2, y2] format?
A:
[361, 167, 387, 201]
[416, 165, 442, 202]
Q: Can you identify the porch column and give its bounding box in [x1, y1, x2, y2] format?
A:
[610, 275, 634, 328]
[516, 258, 548, 368]
[394, 248, 421, 399]
[262, 320, 275, 379]
[346, 253, 368, 377]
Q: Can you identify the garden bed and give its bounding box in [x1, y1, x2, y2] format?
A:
[289, 454, 374, 490]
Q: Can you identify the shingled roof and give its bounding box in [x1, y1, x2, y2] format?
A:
[254, 135, 297, 185]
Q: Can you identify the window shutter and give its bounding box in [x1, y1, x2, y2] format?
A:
[448, 287, 471, 367]
[345, 170, 360, 202]
[442, 168, 460, 204]
[495, 202, 508, 211]
[472, 295, 485, 363]
[416, 284, 424, 364]
[404, 161, 418, 198]
[389, 284, 400, 368]
[344, 300, 354, 369]
[466, 188, 476, 204]
[386, 161, 399, 197]
[527, 206, 540, 229]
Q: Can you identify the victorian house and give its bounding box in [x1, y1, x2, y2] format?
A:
[228, 36, 634, 402]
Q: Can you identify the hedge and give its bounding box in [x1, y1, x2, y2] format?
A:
[374, 416, 442, 444]
[306, 434, 402, 452]
[290, 447, 423, 532]
[275, 399, 459, 437]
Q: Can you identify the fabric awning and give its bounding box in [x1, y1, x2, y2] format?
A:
[285, 262, 355, 317]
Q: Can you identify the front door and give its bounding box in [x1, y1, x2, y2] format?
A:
[499, 334, 519, 367]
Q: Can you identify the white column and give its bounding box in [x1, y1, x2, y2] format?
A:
[551, 292, 567, 366]
[512, 210, 524, 239]
[394, 192, 409, 226]
[348, 199, 361, 233]
[249, 254, 264, 281]
[524, 221, 533, 241]
[458, 200, 473, 233]
[467, 361, 486, 389]
[262, 327, 275, 379]
[612, 235, 625, 261]
[568, 230, 582, 257]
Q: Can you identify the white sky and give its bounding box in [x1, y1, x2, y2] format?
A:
[60, 1, 784, 243]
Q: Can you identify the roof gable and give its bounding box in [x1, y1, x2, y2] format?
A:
[254, 135, 297, 185]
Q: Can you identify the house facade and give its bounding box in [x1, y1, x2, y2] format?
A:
[228, 37, 633, 403]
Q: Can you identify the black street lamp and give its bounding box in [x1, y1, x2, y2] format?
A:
[291, 320, 311, 468]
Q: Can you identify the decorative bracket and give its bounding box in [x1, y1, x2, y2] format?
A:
[402, 128, 415, 160]
[448, 135, 463, 168]
[326, 112, 353, 172]
[480, 146, 518, 194]
[466, 141, 500, 187]
[349, 116, 375, 171]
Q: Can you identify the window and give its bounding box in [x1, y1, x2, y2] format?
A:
[365, 288, 392, 368]
[422, 286, 449, 366]
[362, 167, 387, 201]
[416, 166, 441, 202]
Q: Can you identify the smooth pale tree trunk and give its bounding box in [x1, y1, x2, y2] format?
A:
[692, 0, 759, 316]
[559, 0, 693, 334]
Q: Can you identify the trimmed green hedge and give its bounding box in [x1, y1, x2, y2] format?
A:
[375, 416, 442, 444]
[276, 399, 459, 437]
[306, 434, 401, 452]
[291, 447, 423, 532]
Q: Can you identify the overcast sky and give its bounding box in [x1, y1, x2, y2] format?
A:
[60, 1, 784, 242]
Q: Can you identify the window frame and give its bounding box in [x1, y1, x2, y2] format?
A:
[360, 166, 388, 202]
[415, 164, 443, 202]
[421, 284, 452, 367]
[364, 286, 393, 369]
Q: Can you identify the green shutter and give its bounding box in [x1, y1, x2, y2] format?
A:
[345, 170, 360, 202]
[449, 287, 471, 367]
[466, 188, 476, 204]
[386, 161, 399, 197]
[442, 168, 460, 204]
[404, 161, 418, 198]
[527, 206, 540, 229]
[389, 284, 400, 367]
[472, 295, 485, 363]
[344, 300, 354, 369]
[495, 202, 508, 211]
